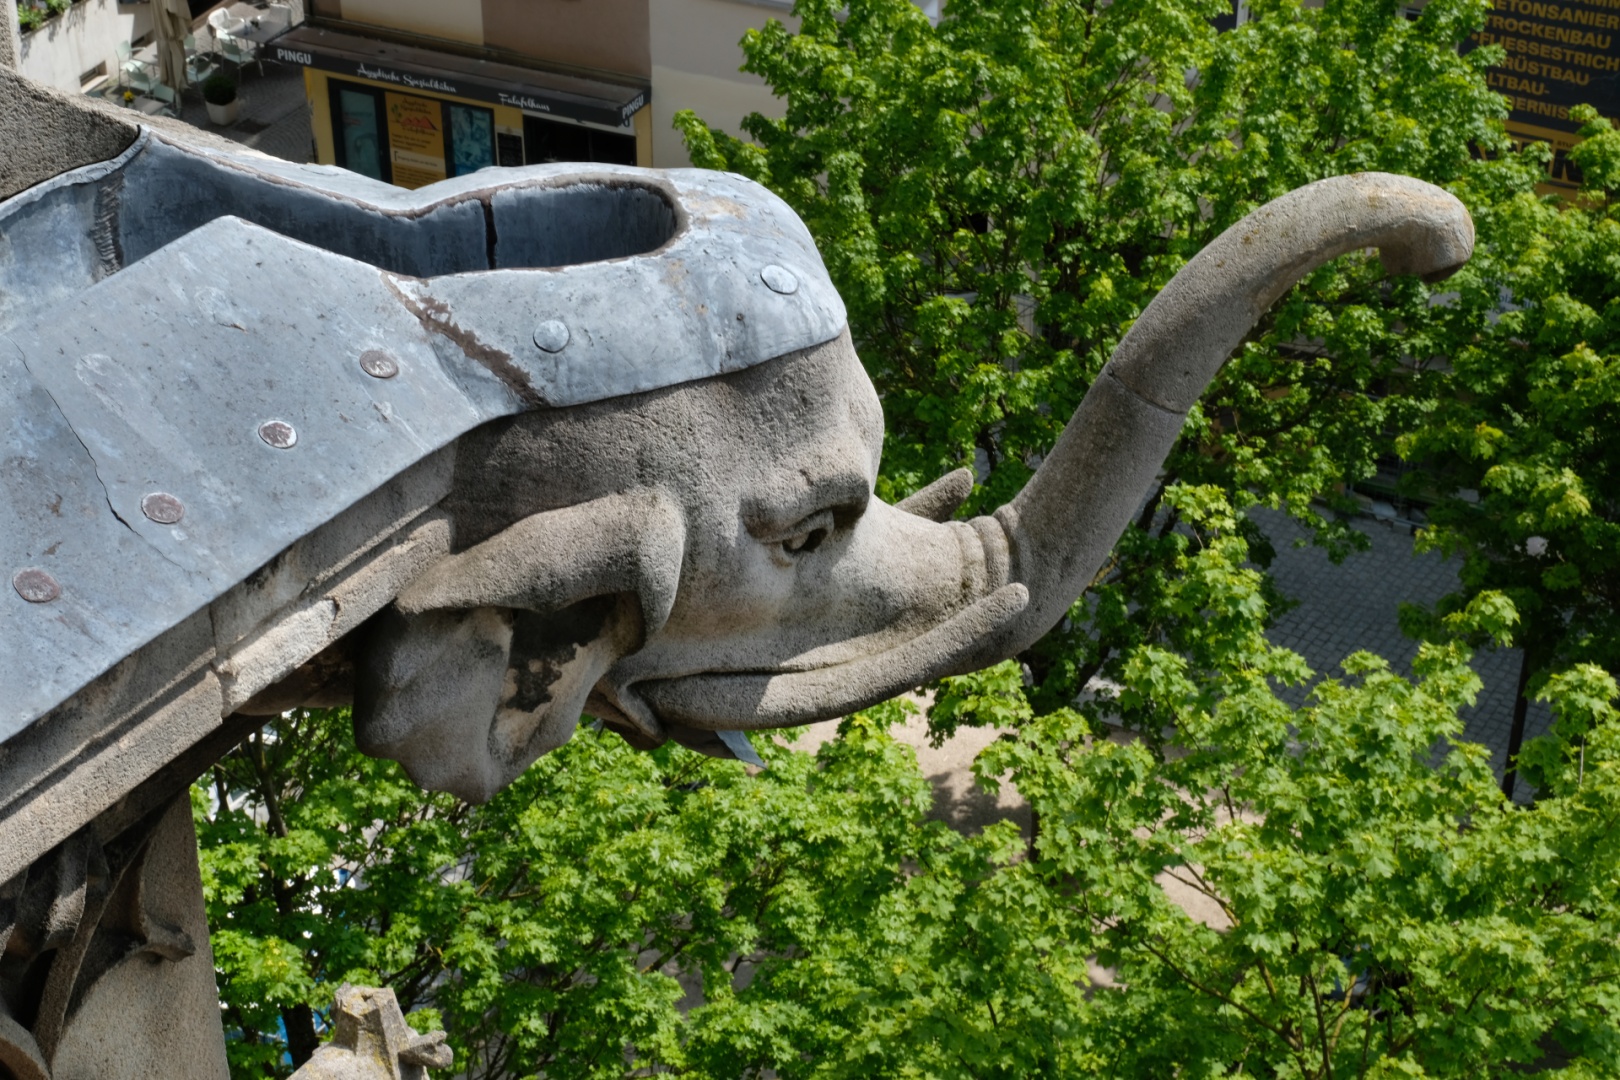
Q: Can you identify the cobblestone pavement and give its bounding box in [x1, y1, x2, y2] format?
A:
[1252, 506, 1551, 785]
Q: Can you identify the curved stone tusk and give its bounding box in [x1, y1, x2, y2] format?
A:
[396, 488, 685, 648]
[639, 582, 1029, 728]
[894, 467, 975, 522]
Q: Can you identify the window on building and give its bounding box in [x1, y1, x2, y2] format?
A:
[78, 61, 108, 92]
[522, 115, 636, 167]
[329, 80, 498, 188]
[448, 104, 496, 175]
[333, 83, 389, 183]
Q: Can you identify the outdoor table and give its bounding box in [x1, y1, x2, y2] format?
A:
[224, 1, 291, 45]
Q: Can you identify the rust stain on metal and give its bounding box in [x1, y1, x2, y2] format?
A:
[382, 274, 544, 407]
[688, 192, 749, 219]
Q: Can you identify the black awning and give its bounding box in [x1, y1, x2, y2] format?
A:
[268, 25, 649, 130]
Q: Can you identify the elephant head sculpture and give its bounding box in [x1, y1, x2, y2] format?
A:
[0, 129, 1472, 810]
[347, 176, 1473, 801]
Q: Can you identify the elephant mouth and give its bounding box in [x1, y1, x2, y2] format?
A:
[633, 583, 1029, 731]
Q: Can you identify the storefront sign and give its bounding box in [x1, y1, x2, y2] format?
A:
[272, 38, 644, 131]
[385, 91, 448, 190]
[1470, 0, 1620, 190]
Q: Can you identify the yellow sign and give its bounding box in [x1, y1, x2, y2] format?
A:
[1470, 0, 1620, 192]
[385, 92, 446, 190]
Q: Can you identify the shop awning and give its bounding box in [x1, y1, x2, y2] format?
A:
[267, 24, 649, 130]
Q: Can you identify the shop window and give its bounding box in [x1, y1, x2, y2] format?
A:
[523, 115, 636, 167]
[329, 79, 497, 189]
[333, 83, 389, 183]
[448, 104, 496, 175]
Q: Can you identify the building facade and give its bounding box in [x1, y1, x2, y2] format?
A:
[271, 0, 797, 187]
[11, 0, 154, 94]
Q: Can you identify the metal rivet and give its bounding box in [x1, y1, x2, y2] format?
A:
[359, 349, 399, 379]
[532, 319, 570, 354]
[760, 264, 798, 295]
[140, 492, 184, 525]
[258, 420, 297, 449]
[13, 567, 60, 603]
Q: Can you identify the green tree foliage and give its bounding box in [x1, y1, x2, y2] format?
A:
[200, 706, 965, 1078]
[975, 494, 1620, 1078]
[200, 494, 1620, 1077]
[1398, 105, 1620, 690]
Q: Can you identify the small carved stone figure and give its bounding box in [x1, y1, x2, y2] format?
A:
[288, 985, 452, 1080]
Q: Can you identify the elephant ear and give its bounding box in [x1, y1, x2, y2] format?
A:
[354, 490, 684, 803]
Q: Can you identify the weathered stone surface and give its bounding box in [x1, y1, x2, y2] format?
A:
[0, 615, 220, 886]
[49, 797, 229, 1080]
[1, 65, 1473, 879]
[1, 796, 228, 1080]
[0, 122, 850, 866]
[0, 131, 1475, 832]
[289, 986, 451, 1080]
[0, 66, 247, 205]
[0, 68, 1480, 1075]
[1, 129, 846, 754]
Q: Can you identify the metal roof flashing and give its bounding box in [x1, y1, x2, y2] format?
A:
[0, 131, 846, 746]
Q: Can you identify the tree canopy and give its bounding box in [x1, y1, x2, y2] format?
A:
[199, 0, 1620, 1074]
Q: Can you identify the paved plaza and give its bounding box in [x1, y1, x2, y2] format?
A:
[168, 46, 312, 163]
[1254, 506, 1551, 784]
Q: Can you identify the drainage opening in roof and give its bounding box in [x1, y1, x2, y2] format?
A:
[491, 181, 680, 270]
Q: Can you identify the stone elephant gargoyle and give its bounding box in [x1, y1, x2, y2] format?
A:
[356, 171, 1474, 801]
[0, 132, 1473, 823]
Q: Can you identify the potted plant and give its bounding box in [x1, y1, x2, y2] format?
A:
[202, 74, 239, 125]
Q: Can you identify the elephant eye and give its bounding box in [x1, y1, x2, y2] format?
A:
[742, 471, 870, 566]
[767, 508, 835, 562]
[783, 524, 829, 555]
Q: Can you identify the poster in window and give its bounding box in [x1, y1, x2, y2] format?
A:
[449, 104, 495, 176]
[384, 91, 447, 190]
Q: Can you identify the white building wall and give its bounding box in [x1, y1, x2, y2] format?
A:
[648, 0, 794, 167]
[17, 0, 151, 93]
[338, 0, 482, 46]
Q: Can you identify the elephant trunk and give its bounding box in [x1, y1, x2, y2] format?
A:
[979, 172, 1473, 661]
